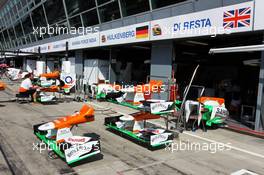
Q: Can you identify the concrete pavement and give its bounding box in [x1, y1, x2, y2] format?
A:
[0, 87, 263, 175]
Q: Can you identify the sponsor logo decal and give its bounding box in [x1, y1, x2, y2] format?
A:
[151, 103, 168, 111]
[151, 133, 169, 145]
[53, 43, 66, 49]
[65, 136, 91, 144]
[150, 102, 173, 113]
[72, 38, 97, 46]
[152, 24, 162, 36]
[65, 141, 100, 162]
[56, 128, 73, 142]
[66, 144, 93, 158]
[101, 35, 106, 43]
[65, 76, 73, 84]
[215, 107, 229, 117]
[136, 25, 149, 39]
[68, 137, 85, 142]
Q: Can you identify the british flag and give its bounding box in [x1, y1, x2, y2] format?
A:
[223, 7, 251, 29]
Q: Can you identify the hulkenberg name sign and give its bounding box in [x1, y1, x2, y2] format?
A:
[100, 22, 150, 46]
[21, 1, 257, 53]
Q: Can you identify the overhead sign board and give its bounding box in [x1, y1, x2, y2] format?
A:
[254, 0, 264, 31]
[20, 2, 256, 54]
[100, 22, 150, 46]
[69, 32, 99, 50]
[150, 1, 253, 41]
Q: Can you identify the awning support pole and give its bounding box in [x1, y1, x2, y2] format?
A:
[255, 44, 264, 131]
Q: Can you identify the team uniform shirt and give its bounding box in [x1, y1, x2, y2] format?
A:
[19, 78, 33, 92]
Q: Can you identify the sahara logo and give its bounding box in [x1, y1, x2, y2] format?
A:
[101, 35, 106, 43]
[152, 24, 162, 36]
[136, 25, 149, 39]
[66, 136, 90, 144]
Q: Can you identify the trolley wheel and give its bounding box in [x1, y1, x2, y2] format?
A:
[48, 151, 58, 159]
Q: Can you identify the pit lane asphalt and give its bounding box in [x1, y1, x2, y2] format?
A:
[0, 87, 263, 175]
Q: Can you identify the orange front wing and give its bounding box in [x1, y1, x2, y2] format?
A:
[198, 97, 225, 106]
[0, 81, 6, 91]
[54, 104, 94, 129]
[41, 85, 60, 92]
[40, 71, 60, 79]
[38, 104, 95, 131]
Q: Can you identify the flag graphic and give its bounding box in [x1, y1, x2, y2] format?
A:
[223, 7, 251, 29]
[136, 26, 149, 39]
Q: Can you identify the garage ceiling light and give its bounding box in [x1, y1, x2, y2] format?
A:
[187, 40, 208, 46]
[131, 46, 150, 50]
[243, 59, 260, 67]
[0, 55, 13, 58]
[182, 52, 198, 56]
[144, 60, 150, 64]
[209, 44, 264, 54]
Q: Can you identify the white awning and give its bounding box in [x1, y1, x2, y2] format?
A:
[209, 44, 264, 54]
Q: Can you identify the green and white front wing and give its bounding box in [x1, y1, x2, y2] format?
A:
[104, 116, 174, 149]
[33, 124, 101, 164]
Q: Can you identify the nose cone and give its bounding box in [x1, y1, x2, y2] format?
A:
[38, 122, 55, 131]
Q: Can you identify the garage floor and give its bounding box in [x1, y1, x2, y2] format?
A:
[0, 83, 263, 175]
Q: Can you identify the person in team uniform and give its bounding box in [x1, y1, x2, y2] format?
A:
[19, 73, 38, 102]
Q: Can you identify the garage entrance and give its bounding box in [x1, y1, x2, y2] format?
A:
[108, 43, 151, 84]
[173, 32, 263, 129]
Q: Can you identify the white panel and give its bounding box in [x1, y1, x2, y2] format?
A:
[36, 61, 46, 75]
[20, 2, 255, 52]
[254, 0, 264, 31]
[68, 57, 76, 74]
[26, 59, 36, 73]
[47, 61, 54, 73]
[84, 59, 99, 85]
[46, 39, 67, 53]
[62, 61, 71, 74]
[69, 32, 99, 50]
[98, 60, 109, 81]
[150, 1, 253, 41]
[84, 59, 109, 85]
[100, 22, 150, 46]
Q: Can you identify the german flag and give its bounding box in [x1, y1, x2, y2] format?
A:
[136, 26, 149, 39]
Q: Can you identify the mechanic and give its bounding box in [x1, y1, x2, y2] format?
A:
[19, 73, 38, 102]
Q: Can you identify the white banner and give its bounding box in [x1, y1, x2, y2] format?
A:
[20, 2, 255, 53]
[69, 32, 99, 50]
[150, 1, 253, 41]
[100, 22, 150, 46]
[254, 0, 264, 31]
